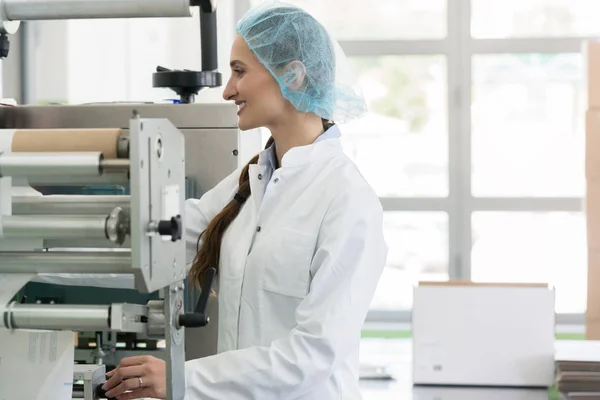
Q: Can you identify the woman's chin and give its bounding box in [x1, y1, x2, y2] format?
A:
[237, 117, 258, 131]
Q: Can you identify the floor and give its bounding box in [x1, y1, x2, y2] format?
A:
[357, 338, 555, 400]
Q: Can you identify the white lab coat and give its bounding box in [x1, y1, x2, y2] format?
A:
[183, 135, 388, 399]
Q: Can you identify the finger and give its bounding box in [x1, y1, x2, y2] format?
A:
[105, 377, 145, 398]
[117, 355, 150, 368]
[106, 369, 115, 377]
[103, 365, 145, 391]
[116, 388, 155, 400]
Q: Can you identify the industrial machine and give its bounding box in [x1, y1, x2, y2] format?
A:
[0, 1, 262, 399]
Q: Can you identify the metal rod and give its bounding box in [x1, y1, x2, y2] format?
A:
[1, 215, 108, 239]
[26, 172, 129, 186]
[0, 251, 131, 273]
[0, 152, 101, 177]
[100, 158, 130, 173]
[13, 195, 130, 215]
[71, 389, 84, 399]
[43, 237, 131, 249]
[200, 7, 218, 71]
[4, 303, 110, 331]
[3, 0, 192, 21]
[12, 195, 130, 215]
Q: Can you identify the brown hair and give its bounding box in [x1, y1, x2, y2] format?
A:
[189, 118, 335, 289]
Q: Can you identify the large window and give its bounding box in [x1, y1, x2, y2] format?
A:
[243, 0, 589, 319]
[19, 0, 590, 322]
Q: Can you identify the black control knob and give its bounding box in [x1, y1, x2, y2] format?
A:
[95, 384, 117, 400]
[0, 34, 10, 59]
[157, 215, 182, 242]
[152, 67, 222, 104]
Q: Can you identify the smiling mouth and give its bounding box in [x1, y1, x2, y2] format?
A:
[237, 102, 247, 115]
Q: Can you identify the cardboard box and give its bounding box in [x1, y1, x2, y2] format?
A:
[583, 41, 600, 110]
[586, 111, 600, 179]
[588, 249, 600, 339]
[586, 318, 600, 340]
[412, 386, 548, 400]
[586, 180, 600, 250]
[412, 281, 555, 388]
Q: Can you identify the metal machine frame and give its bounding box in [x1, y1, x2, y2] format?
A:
[0, 102, 261, 400]
[0, 110, 192, 399]
[0, 1, 260, 400]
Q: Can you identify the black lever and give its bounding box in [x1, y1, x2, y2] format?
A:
[178, 267, 216, 328]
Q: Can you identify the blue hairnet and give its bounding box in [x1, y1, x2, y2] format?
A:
[236, 1, 367, 123]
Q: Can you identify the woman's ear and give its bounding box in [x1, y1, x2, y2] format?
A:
[282, 60, 307, 91]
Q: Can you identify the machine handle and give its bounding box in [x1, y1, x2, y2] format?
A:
[178, 267, 216, 328]
[178, 312, 209, 328]
[157, 215, 182, 242]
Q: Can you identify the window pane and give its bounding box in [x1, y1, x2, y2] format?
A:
[472, 0, 600, 38]
[471, 212, 587, 313]
[371, 212, 448, 310]
[341, 56, 448, 197]
[249, 0, 446, 40]
[472, 54, 585, 197]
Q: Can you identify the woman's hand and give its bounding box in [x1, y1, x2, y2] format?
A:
[102, 355, 167, 400]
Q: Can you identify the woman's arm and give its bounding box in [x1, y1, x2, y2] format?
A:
[184, 184, 388, 400]
[102, 183, 387, 400]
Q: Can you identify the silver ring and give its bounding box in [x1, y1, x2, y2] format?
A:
[138, 377, 143, 388]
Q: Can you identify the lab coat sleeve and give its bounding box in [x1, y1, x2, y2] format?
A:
[184, 168, 242, 267]
[184, 184, 388, 399]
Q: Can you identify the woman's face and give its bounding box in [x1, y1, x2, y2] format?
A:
[223, 35, 290, 131]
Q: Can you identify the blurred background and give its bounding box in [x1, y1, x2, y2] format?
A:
[3, 0, 595, 328]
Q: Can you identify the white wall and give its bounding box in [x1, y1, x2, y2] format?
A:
[21, 0, 235, 105]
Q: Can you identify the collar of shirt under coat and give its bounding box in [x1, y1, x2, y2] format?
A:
[257, 124, 342, 171]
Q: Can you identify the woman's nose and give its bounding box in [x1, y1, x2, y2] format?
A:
[223, 77, 237, 101]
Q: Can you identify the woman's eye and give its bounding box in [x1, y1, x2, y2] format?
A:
[235, 69, 245, 76]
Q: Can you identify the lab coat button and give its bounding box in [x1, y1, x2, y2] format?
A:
[274, 178, 279, 183]
[256, 226, 261, 232]
[258, 174, 263, 180]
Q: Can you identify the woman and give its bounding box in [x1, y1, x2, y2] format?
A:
[103, 1, 387, 399]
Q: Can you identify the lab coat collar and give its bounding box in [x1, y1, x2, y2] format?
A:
[257, 125, 343, 169]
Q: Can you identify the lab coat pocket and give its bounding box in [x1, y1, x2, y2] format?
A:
[263, 228, 315, 299]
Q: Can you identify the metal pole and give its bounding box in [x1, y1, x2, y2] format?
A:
[100, 159, 130, 173]
[26, 172, 129, 186]
[1, 215, 108, 239]
[12, 195, 130, 215]
[0, 251, 131, 273]
[2, 0, 192, 21]
[4, 303, 110, 330]
[0, 152, 102, 177]
[200, 7, 218, 71]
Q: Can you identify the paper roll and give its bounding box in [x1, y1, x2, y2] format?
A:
[11, 128, 125, 159]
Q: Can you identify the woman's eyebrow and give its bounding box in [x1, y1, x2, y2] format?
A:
[230, 60, 247, 68]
